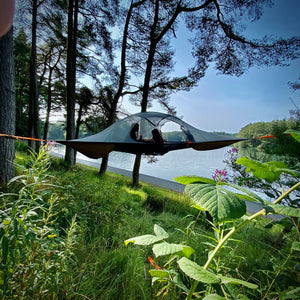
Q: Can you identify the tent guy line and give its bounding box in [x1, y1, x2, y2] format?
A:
[0, 133, 285, 143]
[0, 111, 291, 157]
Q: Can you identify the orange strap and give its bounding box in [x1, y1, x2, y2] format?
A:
[255, 134, 276, 139]
[0, 133, 46, 142]
[254, 133, 291, 140]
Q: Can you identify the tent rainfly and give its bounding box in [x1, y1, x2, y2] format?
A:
[58, 112, 246, 158]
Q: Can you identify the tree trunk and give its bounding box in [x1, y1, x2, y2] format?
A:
[132, 0, 159, 187]
[73, 103, 83, 163]
[99, 154, 109, 175]
[99, 1, 138, 175]
[0, 27, 15, 184]
[43, 68, 53, 142]
[65, 0, 78, 165]
[132, 153, 141, 187]
[29, 0, 41, 152]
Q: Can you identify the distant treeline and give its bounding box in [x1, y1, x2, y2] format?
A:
[212, 131, 238, 137]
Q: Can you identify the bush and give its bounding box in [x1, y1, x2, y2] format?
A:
[0, 145, 79, 299]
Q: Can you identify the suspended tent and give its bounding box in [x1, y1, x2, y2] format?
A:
[58, 112, 246, 158]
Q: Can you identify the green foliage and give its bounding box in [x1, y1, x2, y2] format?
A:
[0, 145, 79, 298]
[185, 183, 246, 223]
[125, 224, 169, 246]
[178, 257, 219, 284]
[236, 157, 300, 183]
[14, 28, 30, 136]
[125, 155, 300, 299]
[285, 129, 300, 142]
[8, 145, 300, 299]
[238, 118, 300, 159]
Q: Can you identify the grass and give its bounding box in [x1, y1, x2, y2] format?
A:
[1, 149, 299, 299]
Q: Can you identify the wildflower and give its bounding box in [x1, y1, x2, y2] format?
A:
[213, 169, 229, 183]
[46, 140, 57, 149]
[43, 141, 57, 154]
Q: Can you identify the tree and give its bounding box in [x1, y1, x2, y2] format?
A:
[99, 0, 198, 180]
[28, 0, 46, 152]
[75, 86, 96, 140]
[38, 40, 65, 141]
[124, 0, 300, 186]
[14, 28, 30, 136]
[65, 0, 78, 165]
[64, 0, 118, 165]
[99, 0, 145, 175]
[0, 27, 15, 184]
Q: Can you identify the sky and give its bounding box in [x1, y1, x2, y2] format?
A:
[122, 0, 300, 133]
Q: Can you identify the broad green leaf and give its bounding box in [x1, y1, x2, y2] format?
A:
[124, 234, 163, 246]
[236, 157, 276, 183]
[203, 295, 226, 300]
[153, 224, 169, 239]
[218, 275, 258, 289]
[275, 168, 300, 178]
[186, 184, 246, 223]
[285, 129, 300, 142]
[175, 176, 215, 185]
[236, 157, 300, 182]
[192, 204, 206, 211]
[125, 224, 169, 246]
[266, 161, 300, 179]
[178, 257, 219, 284]
[181, 245, 195, 258]
[149, 269, 177, 278]
[153, 242, 183, 257]
[172, 274, 189, 293]
[219, 182, 264, 203]
[153, 242, 194, 258]
[265, 161, 288, 169]
[264, 204, 300, 217]
[292, 242, 300, 252]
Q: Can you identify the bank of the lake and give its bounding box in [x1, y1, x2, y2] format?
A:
[51, 148, 284, 220]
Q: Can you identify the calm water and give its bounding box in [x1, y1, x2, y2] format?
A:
[54, 146, 230, 182]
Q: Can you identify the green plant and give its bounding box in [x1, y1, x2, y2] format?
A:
[0, 145, 79, 298]
[125, 156, 300, 299]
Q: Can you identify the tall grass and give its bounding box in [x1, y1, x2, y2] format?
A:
[0, 146, 79, 299]
[1, 148, 298, 299]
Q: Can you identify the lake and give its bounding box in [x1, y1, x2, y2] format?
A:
[54, 146, 231, 182]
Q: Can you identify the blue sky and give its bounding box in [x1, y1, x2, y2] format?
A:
[124, 0, 300, 133]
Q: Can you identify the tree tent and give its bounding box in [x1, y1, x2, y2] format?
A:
[58, 112, 246, 158]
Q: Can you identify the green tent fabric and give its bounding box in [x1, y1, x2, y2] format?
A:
[58, 112, 246, 159]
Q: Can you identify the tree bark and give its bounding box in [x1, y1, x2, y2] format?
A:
[65, 0, 78, 165]
[132, 0, 159, 187]
[29, 0, 41, 152]
[99, 1, 140, 175]
[0, 27, 15, 184]
[99, 154, 109, 175]
[43, 68, 53, 142]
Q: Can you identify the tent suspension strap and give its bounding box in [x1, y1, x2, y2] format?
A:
[0, 132, 292, 142]
[0, 133, 46, 143]
[252, 133, 291, 140]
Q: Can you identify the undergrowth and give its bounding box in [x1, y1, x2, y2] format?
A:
[0, 148, 299, 299]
